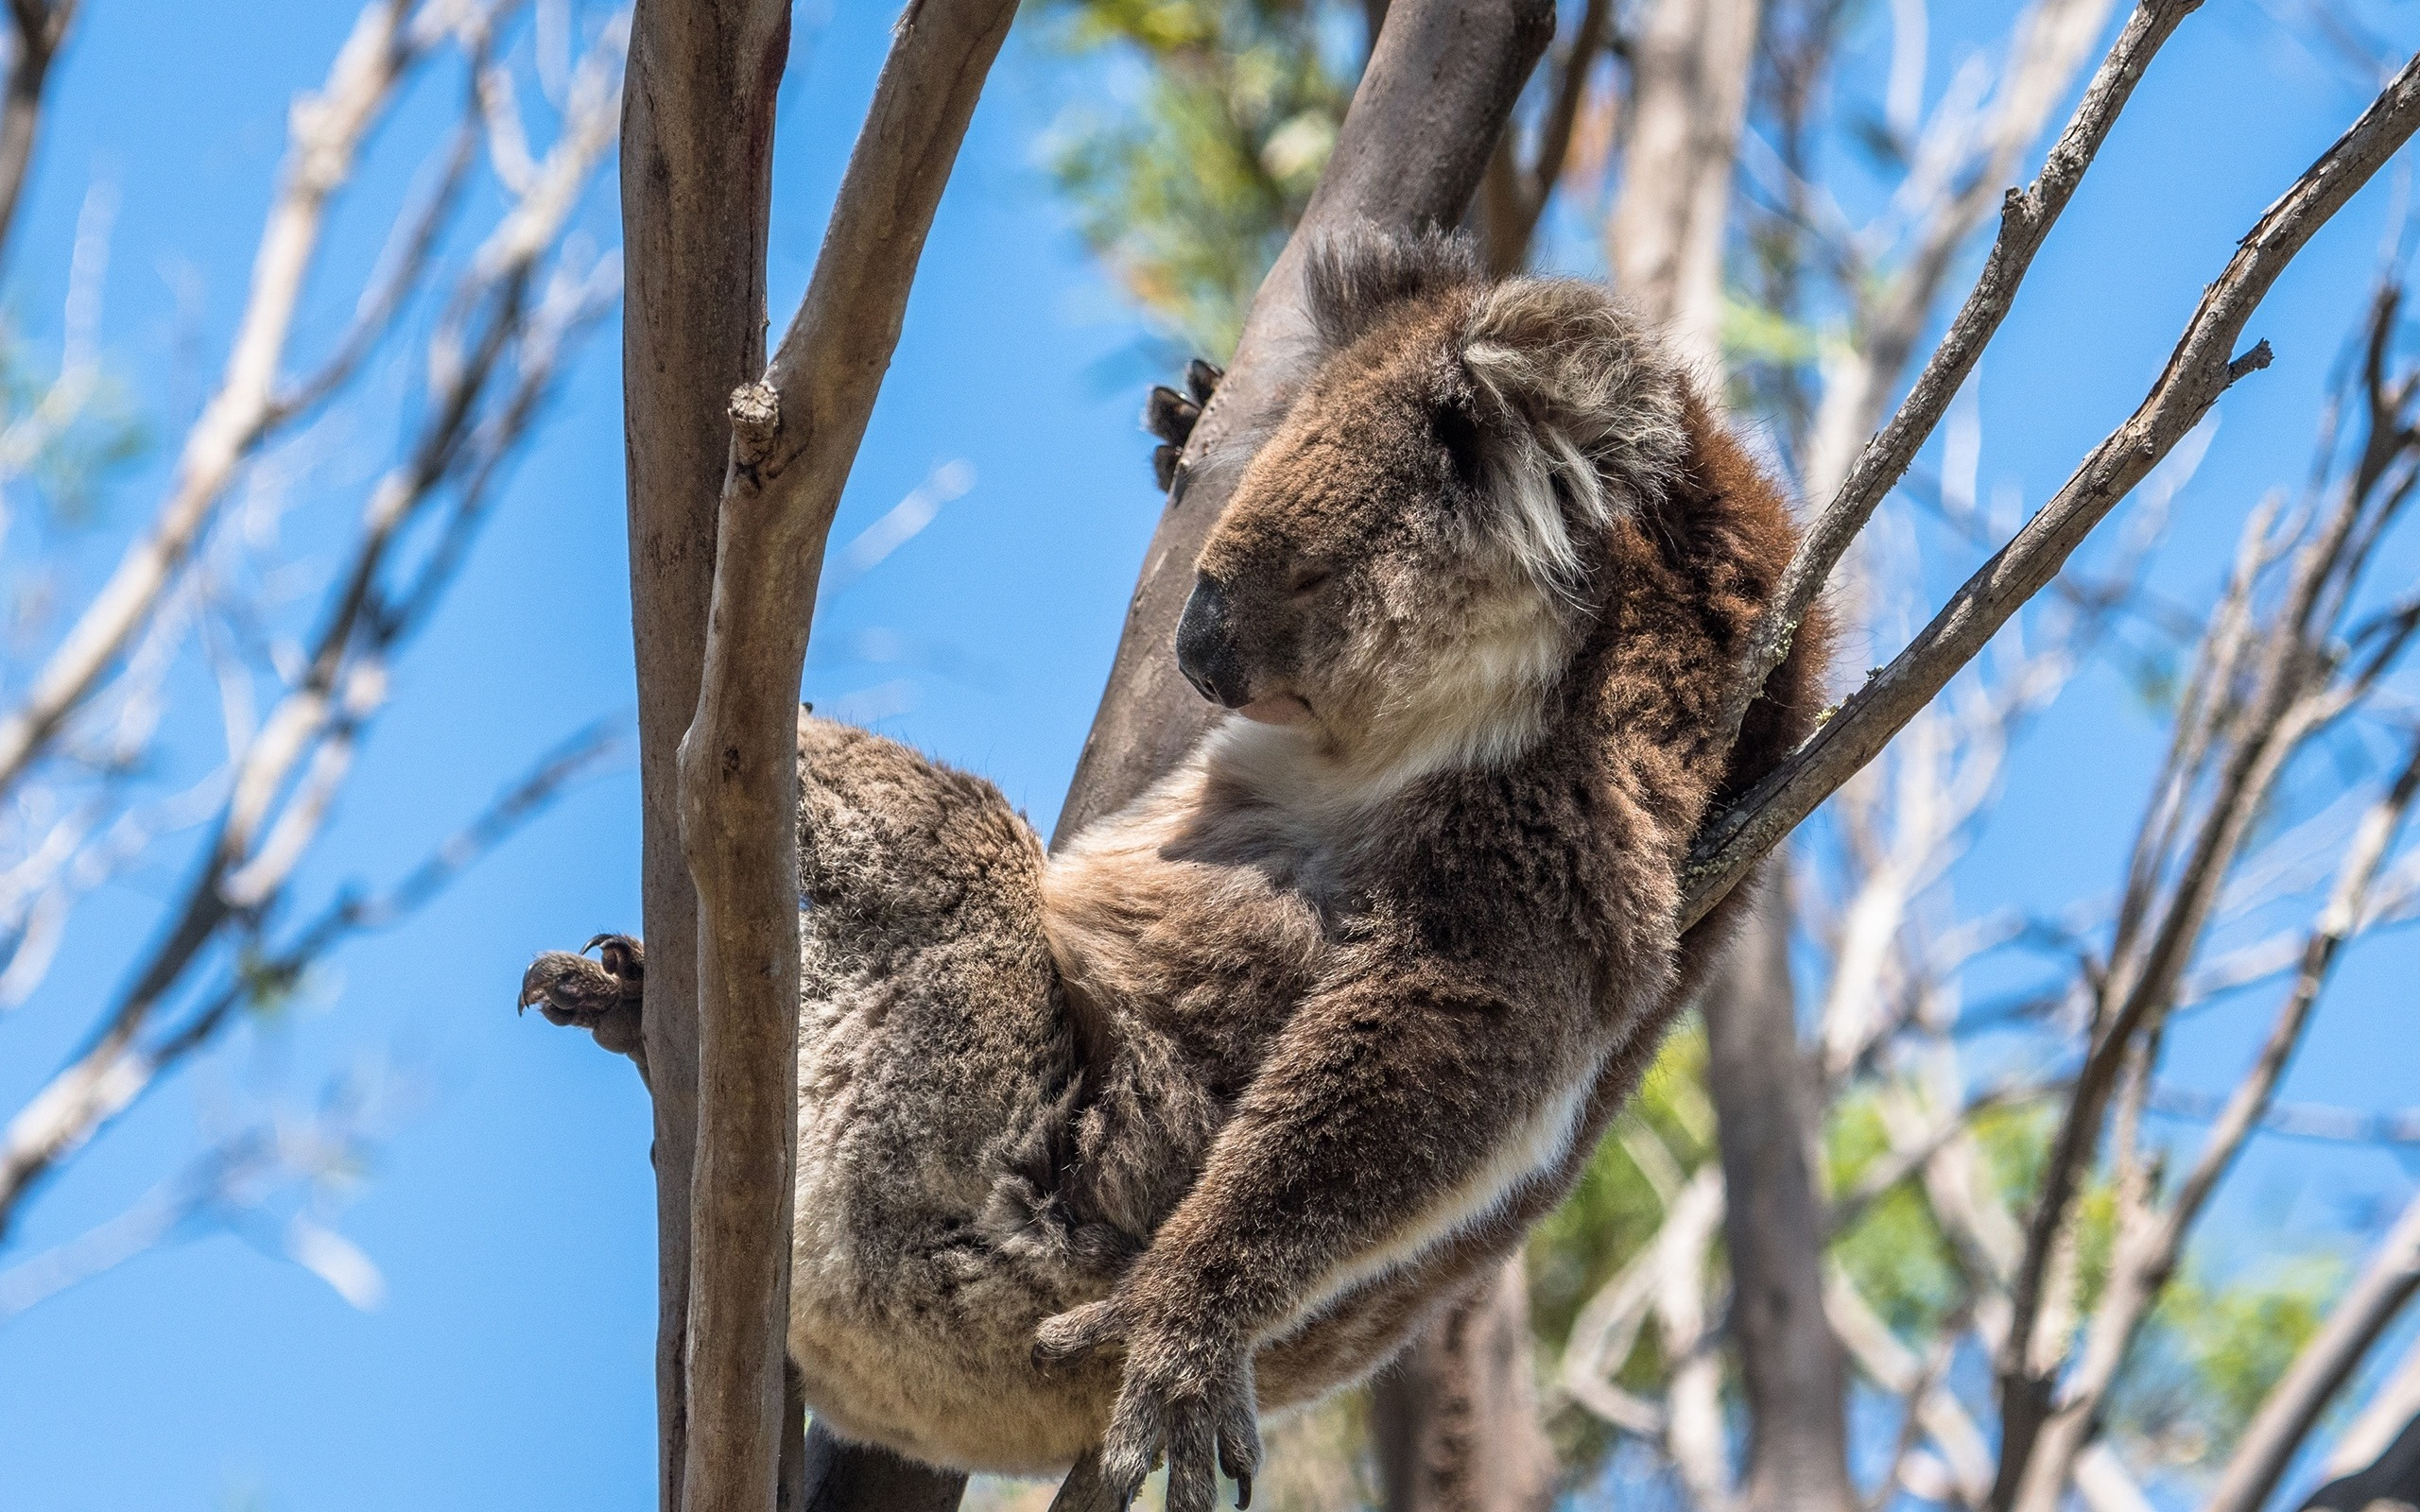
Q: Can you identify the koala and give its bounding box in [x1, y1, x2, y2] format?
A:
[523, 230, 1826, 1511]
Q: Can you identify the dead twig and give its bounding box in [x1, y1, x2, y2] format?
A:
[1715, 0, 2203, 752]
[1682, 48, 2420, 934]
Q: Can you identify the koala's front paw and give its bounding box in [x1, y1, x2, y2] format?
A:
[1037, 1295, 1260, 1512]
[1145, 357, 1224, 495]
[519, 933, 646, 1060]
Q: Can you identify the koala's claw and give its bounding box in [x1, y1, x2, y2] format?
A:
[1146, 358, 1226, 495]
[1145, 384, 1200, 446]
[1185, 358, 1222, 404]
[1038, 1296, 1260, 1512]
[520, 933, 646, 1059]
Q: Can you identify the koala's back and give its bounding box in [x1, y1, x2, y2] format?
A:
[785, 717, 1118, 1471]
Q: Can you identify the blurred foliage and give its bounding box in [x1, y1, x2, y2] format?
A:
[1530, 1024, 1716, 1353]
[1831, 1095, 2344, 1472]
[1032, 0, 1362, 355]
[0, 317, 147, 527]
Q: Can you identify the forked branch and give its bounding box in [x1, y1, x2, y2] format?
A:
[673, 3, 1016, 1509]
[1715, 0, 2203, 751]
[1683, 45, 2420, 930]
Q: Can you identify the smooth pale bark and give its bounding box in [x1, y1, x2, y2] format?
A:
[1608, 6, 1856, 1504]
[619, 0, 788, 1504]
[1605, 0, 1759, 372]
[676, 2, 1016, 1510]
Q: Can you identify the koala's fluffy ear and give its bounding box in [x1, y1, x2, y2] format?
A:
[1453, 279, 1694, 583]
[1302, 226, 1483, 356]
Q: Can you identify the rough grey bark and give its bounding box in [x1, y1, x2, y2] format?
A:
[618, 0, 788, 1504]
[1703, 878, 1858, 1512]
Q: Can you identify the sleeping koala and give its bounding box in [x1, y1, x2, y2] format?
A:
[523, 229, 1826, 1510]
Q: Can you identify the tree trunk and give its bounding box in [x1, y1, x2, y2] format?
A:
[1051, 0, 1555, 843]
[620, 2, 788, 1504]
[1607, 9, 1854, 1509]
[1370, 1265, 1558, 1512]
[1606, 0, 1761, 373]
[1703, 877, 1858, 1512]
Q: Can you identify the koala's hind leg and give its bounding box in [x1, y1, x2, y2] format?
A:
[791, 711, 1079, 1238]
[520, 934, 648, 1074]
[788, 713, 1124, 1469]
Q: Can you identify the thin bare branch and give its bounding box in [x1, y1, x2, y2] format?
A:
[1717, 0, 2200, 751]
[0, 70, 617, 1239]
[271, 115, 481, 422]
[1682, 48, 2420, 937]
[2005, 734, 2420, 1511]
[0, 0, 447, 801]
[0, 0, 78, 267]
[2150, 1084, 2420, 1144]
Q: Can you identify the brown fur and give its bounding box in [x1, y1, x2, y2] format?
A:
[525, 232, 1827, 1504]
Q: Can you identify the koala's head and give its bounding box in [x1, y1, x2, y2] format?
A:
[1176, 230, 1692, 777]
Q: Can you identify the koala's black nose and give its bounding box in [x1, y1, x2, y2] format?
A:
[1176, 574, 1252, 709]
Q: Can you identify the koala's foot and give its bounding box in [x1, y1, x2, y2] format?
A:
[1038, 1295, 1259, 1512]
[520, 933, 647, 1066]
[1145, 357, 1223, 495]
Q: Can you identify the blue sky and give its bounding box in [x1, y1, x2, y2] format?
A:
[0, 2, 2416, 1508]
